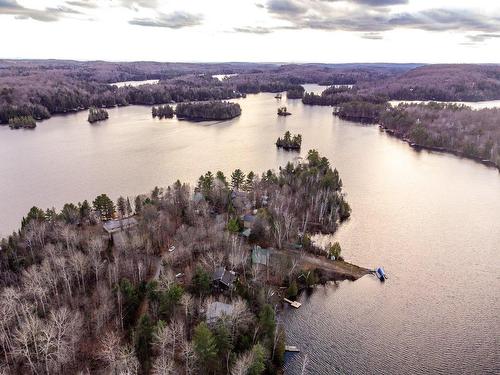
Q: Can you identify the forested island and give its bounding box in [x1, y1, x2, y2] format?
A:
[88, 107, 109, 123]
[152, 105, 174, 119]
[0, 150, 360, 374]
[175, 101, 241, 121]
[0, 60, 498, 168]
[276, 131, 302, 150]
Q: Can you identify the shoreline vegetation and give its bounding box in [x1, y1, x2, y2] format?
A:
[8, 115, 36, 129]
[276, 131, 302, 151]
[304, 88, 500, 170]
[0, 150, 360, 374]
[87, 107, 109, 123]
[175, 101, 241, 121]
[152, 104, 174, 119]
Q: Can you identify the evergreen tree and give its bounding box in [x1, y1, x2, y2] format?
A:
[135, 195, 143, 214]
[93, 194, 115, 220]
[193, 322, 218, 371]
[117, 196, 127, 217]
[215, 171, 228, 187]
[231, 169, 245, 190]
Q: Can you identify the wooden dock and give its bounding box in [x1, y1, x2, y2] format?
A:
[283, 298, 302, 308]
[285, 345, 300, 352]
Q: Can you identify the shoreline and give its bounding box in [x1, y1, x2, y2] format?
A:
[378, 125, 500, 172]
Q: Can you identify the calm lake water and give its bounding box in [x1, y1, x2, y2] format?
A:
[0, 86, 499, 374]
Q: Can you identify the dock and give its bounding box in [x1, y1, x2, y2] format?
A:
[283, 298, 302, 308]
[285, 345, 300, 352]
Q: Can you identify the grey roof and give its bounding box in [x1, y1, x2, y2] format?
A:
[241, 228, 252, 237]
[213, 267, 225, 281]
[103, 217, 138, 233]
[242, 214, 256, 222]
[252, 246, 270, 266]
[206, 302, 234, 323]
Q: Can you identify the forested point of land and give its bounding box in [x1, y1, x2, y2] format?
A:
[175, 101, 241, 120]
[0, 150, 351, 374]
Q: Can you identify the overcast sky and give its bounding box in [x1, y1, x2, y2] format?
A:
[1, 0, 499, 63]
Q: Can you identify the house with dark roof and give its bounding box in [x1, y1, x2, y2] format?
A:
[103, 217, 138, 234]
[213, 267, 237, 290]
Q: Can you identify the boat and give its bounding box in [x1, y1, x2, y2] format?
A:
[274, 93, 282, 99]
[375, 267, 387, 281]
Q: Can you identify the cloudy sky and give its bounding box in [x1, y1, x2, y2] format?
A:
[1, 0, 499, 63]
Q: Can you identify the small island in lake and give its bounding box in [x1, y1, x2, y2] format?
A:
[152, 104, 174, 119]
[8, 115, 36, 129]
[87, 107, 109, 123]
[276, 130, 302, 150]
[277, 106, 291, 116]
[175, 101, 241, 121]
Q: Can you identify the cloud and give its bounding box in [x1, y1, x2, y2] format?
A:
[267, 0, 307, 16]
[361, 32, 383, 40]
[129, 11, 203, 28]
[65, 0, 99, 8]
[262, 0, 500, 34]
[234, 26, 273, 34]
[119, 0, 158, 9]
[0, 0, 80, 22]
[330, 0, 408, 5]
[465, 33, 500, 43]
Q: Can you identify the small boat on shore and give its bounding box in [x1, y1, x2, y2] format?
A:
[375, 267, 387, 281]
[275, 93, 282, 99]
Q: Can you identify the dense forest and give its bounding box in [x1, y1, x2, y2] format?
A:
[152, 105, 174, 119]
[0, 151, 352, 374]
[175, 101, 241, 121]
[1, 60, 498, 127]
[379, 103, 500, 167]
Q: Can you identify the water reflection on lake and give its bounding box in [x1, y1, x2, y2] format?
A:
[0, 85, 499, 374]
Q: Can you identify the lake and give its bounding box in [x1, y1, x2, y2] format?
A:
[0, 85, 499, 374]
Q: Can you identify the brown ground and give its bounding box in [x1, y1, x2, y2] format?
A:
[275, 248, 371, 281]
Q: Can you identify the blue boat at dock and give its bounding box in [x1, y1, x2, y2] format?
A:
[375, 267, 387, 281]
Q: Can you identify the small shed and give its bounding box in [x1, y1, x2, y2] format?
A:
[242, 213, 256, 229]
[213, 267, 237, 290]
[103, 217, 138, 234]
[206, 301, 234, 324]
[252, 246, 270, 266]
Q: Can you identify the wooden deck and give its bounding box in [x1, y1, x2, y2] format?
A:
[283, 298, 302, 308]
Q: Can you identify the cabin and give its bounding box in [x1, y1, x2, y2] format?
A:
[241, 213, 256, 229]
[102, 217, 138, 234]
[206, 301, 234, 324]
[193, 191, 205, 204]
[241, 228, 252, 238]
[213, 267, 237, 290]
[252, 246, 270, 266]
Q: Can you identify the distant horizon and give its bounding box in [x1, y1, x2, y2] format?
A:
[1, 1, 499, 63]
[3, 58, 500, 66]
